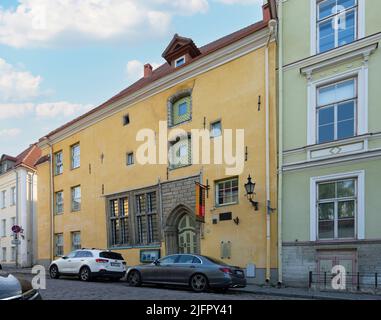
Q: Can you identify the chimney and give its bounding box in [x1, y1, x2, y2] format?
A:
[262, 1, 271, 22]
[144, 63, 153, 78]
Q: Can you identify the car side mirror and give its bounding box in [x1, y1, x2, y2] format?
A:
[153, 259, 160, 266]
[62, 256, 68, 260]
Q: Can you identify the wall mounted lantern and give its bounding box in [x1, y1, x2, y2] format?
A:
[244, 175, 259, 211]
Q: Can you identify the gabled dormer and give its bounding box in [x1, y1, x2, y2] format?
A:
[162, 34, 201, 68]
[0, 155, 16, 174]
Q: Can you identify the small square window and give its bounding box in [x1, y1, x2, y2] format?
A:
[123, 114, 130, 126]
[127, 152, 134, 166]
[175, 57, 185, 67]
[211, 121, 222, 138]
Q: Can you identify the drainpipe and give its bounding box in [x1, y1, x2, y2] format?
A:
[47, 141, 55, 263]
[15, 170, 19, 268]
[30, 171, 35, 266]
[277, 0, 284, 286]
[265, 18, 277, 283]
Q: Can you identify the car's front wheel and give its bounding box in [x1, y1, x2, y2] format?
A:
[79, 266, 92, 282]
[190, 274, 209, 293]
[128, 270, 142, 287]
[49, 265, 60, 279]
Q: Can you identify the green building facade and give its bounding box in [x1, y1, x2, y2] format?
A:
[278, 0, 381, 287]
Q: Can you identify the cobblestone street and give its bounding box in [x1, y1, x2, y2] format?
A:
[17, 274, 297, 300]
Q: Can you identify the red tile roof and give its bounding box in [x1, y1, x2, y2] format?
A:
[40, 2, 276, 141]
[1, 144, 41, 171]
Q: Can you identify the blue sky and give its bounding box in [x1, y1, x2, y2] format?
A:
[0, 0, 263, 156]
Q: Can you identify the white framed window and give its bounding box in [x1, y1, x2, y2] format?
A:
[10, 217, 16, 236]
[1, 219, 6, 237]
[1, 247, 6, 262]
[311, 0, 365, 55]
[317, 78, 357, 144]
[210, 120, 222, 138]
[11, 247, 16, 261]
[71, 231, 81, 251]
[55, 151, 63, 175]
[1, 190, 6, 208]
[55, 233, 64, 257]
[175, 56, 186, 68]
[71, 143, 80, 169]
[307, 68, 367, 146]
[310, 171, 365, 241]
[71, 186, 81, 212]
[10, 187, 16, 206]
[55, 191, 64, 214]
[215, 177, 239, 207]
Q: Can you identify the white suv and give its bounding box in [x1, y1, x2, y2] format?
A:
[49, 249, 127, 282]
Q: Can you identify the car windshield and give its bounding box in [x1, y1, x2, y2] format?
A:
[100, 251, 124, 260]
[203, 256, 229, 266]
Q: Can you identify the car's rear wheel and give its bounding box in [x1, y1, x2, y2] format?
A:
[190, 274, 209, 293]
[49, 265, 60, 279]
[128, 270, 142, 287]
[79, 266, 92, 282]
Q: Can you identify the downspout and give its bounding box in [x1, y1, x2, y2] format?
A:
[47, 141, 55, 263]
[277, 0, 284, 286]
[265, 20, 276, 283]
[15, 170, 19, 268]
[30, 171, 35, 266]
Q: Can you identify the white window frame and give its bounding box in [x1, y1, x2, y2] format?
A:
[310, 0, 365, 55]
[55, 151, 63, 175]
[71, 231, 81, 251]
[71, 186, 81, 212]
[215, 177, 239, 207]
[55, 191, 64, 214]
[55, 233, 64, 257]
[310, 170, 365, 241]
[71, 143, 80, 169]
[1, 190, 6, 208]
[175, 56, 186, 68]
[10, 187, 16, 206]
[307, 67, 368, 146]
[1, 219, 6, 237]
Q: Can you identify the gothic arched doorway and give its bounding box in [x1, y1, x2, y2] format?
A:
[164, 204, 201, 255]
[178, 214, 197, 254]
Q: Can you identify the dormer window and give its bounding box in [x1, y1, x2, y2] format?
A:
[175, 56, 186, 68]
[162, 34, 201, 68]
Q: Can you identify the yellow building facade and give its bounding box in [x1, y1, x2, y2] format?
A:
[36, 3, 278, 284]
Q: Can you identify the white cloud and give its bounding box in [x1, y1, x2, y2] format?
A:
[0, 103, 34, 120]
[35, 102, 93, 118]
[126, 60, 162, 84]
[0, 128, 22, 138]
[0, 102, 93, 120]
[0, 0, 212, 48]
[0, 58, 42, 101]
[214, 0, 262, 4]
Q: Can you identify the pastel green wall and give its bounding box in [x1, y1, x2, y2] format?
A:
[282, 0, 381, 65]
[282, 159, 381, 242]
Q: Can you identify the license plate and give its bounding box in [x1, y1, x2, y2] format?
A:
[111, 262, 120, 267]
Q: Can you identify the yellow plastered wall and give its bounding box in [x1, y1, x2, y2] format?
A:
[37, 43, 278, 270]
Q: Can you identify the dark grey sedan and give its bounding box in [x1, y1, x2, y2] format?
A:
[126, 254, 246, 292]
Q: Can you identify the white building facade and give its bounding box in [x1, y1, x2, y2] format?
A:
[0, 146, 40, 268]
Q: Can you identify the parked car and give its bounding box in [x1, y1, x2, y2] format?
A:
[49, 249, 126, 282]
[0, 272, 41, 300]
[126, 254, 246, 292]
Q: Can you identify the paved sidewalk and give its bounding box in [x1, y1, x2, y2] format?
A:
[233, 284, 381, 300]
